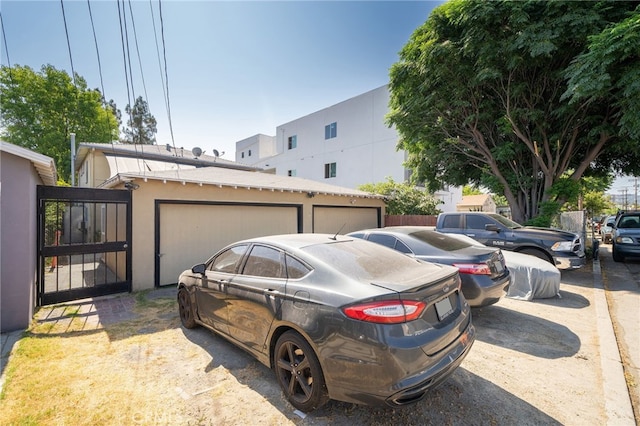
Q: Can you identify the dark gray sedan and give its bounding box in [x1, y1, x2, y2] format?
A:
[177, 233, 475, 412]
[348, 227, 510, 307]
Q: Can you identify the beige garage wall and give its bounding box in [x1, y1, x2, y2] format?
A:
[313, 206, 379, 234]
[158, 203, 298, 285]
[122, 178, 384, 290]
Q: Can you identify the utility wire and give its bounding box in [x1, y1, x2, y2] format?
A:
[127, 0, 150, 112]
[0, 13, 13, 74]
[87, 2, 112, 138]
[158, 0, 176, 151]
[117, 0, 142, 172]
[60, 0, 81, 184]
[149, 0, 170, 148]
[87, 0, 119, 175]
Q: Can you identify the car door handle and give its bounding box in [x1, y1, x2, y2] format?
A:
[466, 233, 475, 237]
[264, 289, 280, 297]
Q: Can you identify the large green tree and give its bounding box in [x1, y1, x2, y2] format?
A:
[387, 1, 639, 224]
[0, 64, 119, 183]
[122, 96, 157, 145]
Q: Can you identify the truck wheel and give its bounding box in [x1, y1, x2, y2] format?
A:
[519, 248, 552, 264]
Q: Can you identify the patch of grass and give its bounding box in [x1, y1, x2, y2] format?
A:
[0, 302, 185, 425]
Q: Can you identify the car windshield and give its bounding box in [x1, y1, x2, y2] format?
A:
[618, 214, 640, 229]
[487, 214, 522, 229]
[409, 230, 473, 251]
[302, 240, 428, 282]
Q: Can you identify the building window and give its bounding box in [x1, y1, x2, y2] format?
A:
[248, 149, 252, 156]
[324, 122, 337, 140]
[324, 162, 336, 178]
[288, 169, 296, 177]
[288, 135, 297, 150]
[241, 152, 245, 158]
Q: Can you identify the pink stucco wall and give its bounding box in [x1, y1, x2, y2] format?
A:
[1, 152, 41, 332]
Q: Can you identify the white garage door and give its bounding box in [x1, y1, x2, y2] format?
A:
[313, 206, 379, 234]
[159, 203, 299, 286]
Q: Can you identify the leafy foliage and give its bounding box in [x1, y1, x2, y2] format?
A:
[359, 177, 442, 215]
[0, 65, 120, 183]
[122, 96, 157, 145]
[387, 1, 639, 223]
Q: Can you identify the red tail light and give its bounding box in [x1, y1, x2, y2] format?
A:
[452, 263, 492, 275]
[342, 300, 426, 324]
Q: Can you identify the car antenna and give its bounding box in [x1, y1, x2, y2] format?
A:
[330, 224, 346, 240]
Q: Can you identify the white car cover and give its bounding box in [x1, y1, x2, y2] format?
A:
[501, 251, 561, 300]
[441, 232, 561, 301]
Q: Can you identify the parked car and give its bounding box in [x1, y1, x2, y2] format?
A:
[612, 211, 640, 262]
[435, 212, 585, 269]
[600, 215, 617, 244]
[441, 233, 561, 301]
[347, 227, 510, 307]
[177, 233, 475, 412]
[591, 215, 604, 233]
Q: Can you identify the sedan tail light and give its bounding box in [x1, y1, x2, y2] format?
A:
[452, 263, 492, 275]
[342, 300, 426, 324]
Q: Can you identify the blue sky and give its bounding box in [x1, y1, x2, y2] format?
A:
[1, 0, 441, 159]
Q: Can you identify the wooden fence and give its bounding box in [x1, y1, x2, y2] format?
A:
[384, 215, 437, 227]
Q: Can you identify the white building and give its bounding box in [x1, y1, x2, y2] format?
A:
[235, 85, 462, 212]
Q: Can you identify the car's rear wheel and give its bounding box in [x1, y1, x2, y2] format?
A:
[177, 287, 197, 329]
[519, 248, 552, 264]
[274, 331, 329, 412]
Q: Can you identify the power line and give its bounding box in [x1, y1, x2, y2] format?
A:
[127, 0, 150, 110]
[60, 0, 77, 88]
[0, 12, 13, 70]
[149, 0, 172, 149]
[158, 0, 176, 150]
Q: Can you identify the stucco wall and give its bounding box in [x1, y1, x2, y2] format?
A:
[1, 153, 41, 332]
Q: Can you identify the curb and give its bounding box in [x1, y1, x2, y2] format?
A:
[592, 258, 635, 425]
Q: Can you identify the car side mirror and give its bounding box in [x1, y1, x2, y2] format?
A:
[191, 263, 206, 275]
[485, 224, 500, 232]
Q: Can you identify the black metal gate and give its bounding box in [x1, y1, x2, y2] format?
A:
[37, 186, 132, 305]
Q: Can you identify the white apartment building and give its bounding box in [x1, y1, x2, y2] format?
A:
[235, 85, 462, 212]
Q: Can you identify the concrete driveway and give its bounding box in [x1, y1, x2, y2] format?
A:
[1, 254, 638, 425]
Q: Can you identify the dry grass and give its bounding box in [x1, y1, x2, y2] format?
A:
[0, 294, 192, 426]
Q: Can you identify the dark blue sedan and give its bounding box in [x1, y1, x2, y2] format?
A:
[348, 227, 510, 307]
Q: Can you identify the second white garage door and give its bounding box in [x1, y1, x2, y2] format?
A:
[313, 206, 380, 234]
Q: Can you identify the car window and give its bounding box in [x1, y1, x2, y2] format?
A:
[488, 214, 522, 229]
[285, 254, 311, 279]
[209, 244, 248, 273]
[442, 214, 460, 228]
[302, 239, 424, 281]
[618, 215, 640, 228]
[466, 215, 493, 230]
[242, 245, 285, 278]
[394, 239, 412, 254]
[367, 234, 398, 250]
[410, 230, 473, 251]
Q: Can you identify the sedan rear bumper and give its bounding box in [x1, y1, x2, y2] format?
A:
[461, 273, 510, 307]
[324, 316, 476, 407]
[386, 321, 475, 406]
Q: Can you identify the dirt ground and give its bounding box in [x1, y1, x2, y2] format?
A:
[0, 266, 614, 425]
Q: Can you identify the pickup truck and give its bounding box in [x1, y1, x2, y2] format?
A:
[435, 212, 585, 269]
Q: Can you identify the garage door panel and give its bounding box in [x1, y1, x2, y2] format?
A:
[159, 204, 298, 286]
[313, 207, 379, 234]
